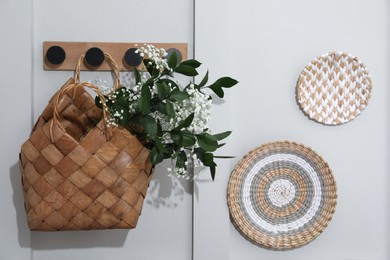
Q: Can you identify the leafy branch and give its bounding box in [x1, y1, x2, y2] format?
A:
[95, 44, 238, 180]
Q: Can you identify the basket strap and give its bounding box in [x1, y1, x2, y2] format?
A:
[74, 52, 121, 89]
[50, 82, 110, 142]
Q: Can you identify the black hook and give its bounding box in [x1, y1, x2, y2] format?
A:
[84, 47, 104, 67]
[124, 48, 142, 67]
[46, 46, 66, 65]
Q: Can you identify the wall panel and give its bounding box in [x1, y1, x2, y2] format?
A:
[194, 0, 390, 259]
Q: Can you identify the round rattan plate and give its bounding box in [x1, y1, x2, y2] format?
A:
[227, 141, 337, 249]
[296, 52, 372, 125]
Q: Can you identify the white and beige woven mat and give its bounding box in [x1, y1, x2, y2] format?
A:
[227, 141, 337, 249]
[296, 52, 372, 125]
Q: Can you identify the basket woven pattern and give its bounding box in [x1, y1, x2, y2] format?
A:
[227, 141, 337, 249]
[20, 82, 153, 231]
[297, 52, 372, 125]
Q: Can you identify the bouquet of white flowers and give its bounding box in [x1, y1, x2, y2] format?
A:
[94, 44, 238, 180]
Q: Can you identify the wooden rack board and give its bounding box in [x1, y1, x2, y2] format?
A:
[43, 41, 188, 71]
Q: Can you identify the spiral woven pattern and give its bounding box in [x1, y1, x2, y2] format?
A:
[227, 141, 337, 249]
[297, 52, 372, 125]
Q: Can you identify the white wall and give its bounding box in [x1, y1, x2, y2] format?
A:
[195, 0, 390, 259]
[1, 0, 194, 260]
[0, 0, 32, 259]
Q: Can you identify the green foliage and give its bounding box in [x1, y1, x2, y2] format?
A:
[138, 84, 151, 113]
[174, 64, 198, 76]
[95, 45, 238, 180]
[207, 77, 238, 98]
[169, 88, 189, 102]
[167, 51, 178, 69]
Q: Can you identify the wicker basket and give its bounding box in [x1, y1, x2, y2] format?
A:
[227, 141, 337, 249]
[19, 55, 153, 231]
[33, 52, 121, 135]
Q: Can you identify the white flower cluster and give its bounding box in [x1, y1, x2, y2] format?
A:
[167, 150, 203, 180]
[92, 71, 212, 136]
[90, 77, 117, 126]
[90, 77, 113, 95]
[153, 84, 212, 139]
[181, 84, 212, 134]
[93, 78, 141, 127]
[150, 83, 212, 179]
[161, 84, 212, 180]
[126, 82, 142, 114]
[135, 44, 172, 72]
[91, 44, 216, 180]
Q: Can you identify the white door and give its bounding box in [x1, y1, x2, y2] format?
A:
[195, 0, 390, 259]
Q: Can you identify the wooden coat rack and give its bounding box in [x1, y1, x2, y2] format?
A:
[43, 41, 188, 71]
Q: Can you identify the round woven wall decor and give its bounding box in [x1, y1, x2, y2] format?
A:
[227, 141, 337, 249]
[296, 52, 372, 125]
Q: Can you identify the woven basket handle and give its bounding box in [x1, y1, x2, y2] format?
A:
[50, 82, 110, 142]
[74, 52, 121, 90]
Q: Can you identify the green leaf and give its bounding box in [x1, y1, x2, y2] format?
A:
[154, 137, 168, 153]
[203, 153, 217, 167]
[174, 113, 194, 130]
[157, 82, 170, 99]
[197, 139, 218, 152]
[169, 88, 189, 102]
[174, 64, 198, 76]
[163, 152, 172, 159]
[150, 146, 164, 165]
[212, 77, 238, 88]
[214, 155, 235, 159]
[166, 101, 175, 117]
[195, 150, 217, 181]
[116, 108, 131, 126]
[180, 59, 201, 68]
[156, 102, 167, 114]
[134, 68, 141, 84]
[144, 59, 158, 77]
[210, 166, 216, 181]
[116, 95, 128, 108]
[213, 131, 232, 141]
[144, 76, 157, 87]
[160, 78, 179, 89]
[156, 120, 163, 137]
[139, 115, 157, 135]
[171, 133, 183, 146]
[182, 133, 196, 147]
[167, 51, 178, 69]
[209, 85, 224, 98]
[217, 143, 226, 148]
[207, 76, 238, 98]
[138, 84, 151, 113]
[197, 133, 219, 152]
[95, 96, 103, 109]
[175, 150, 187, 170]
[198, 70, 209, 88]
